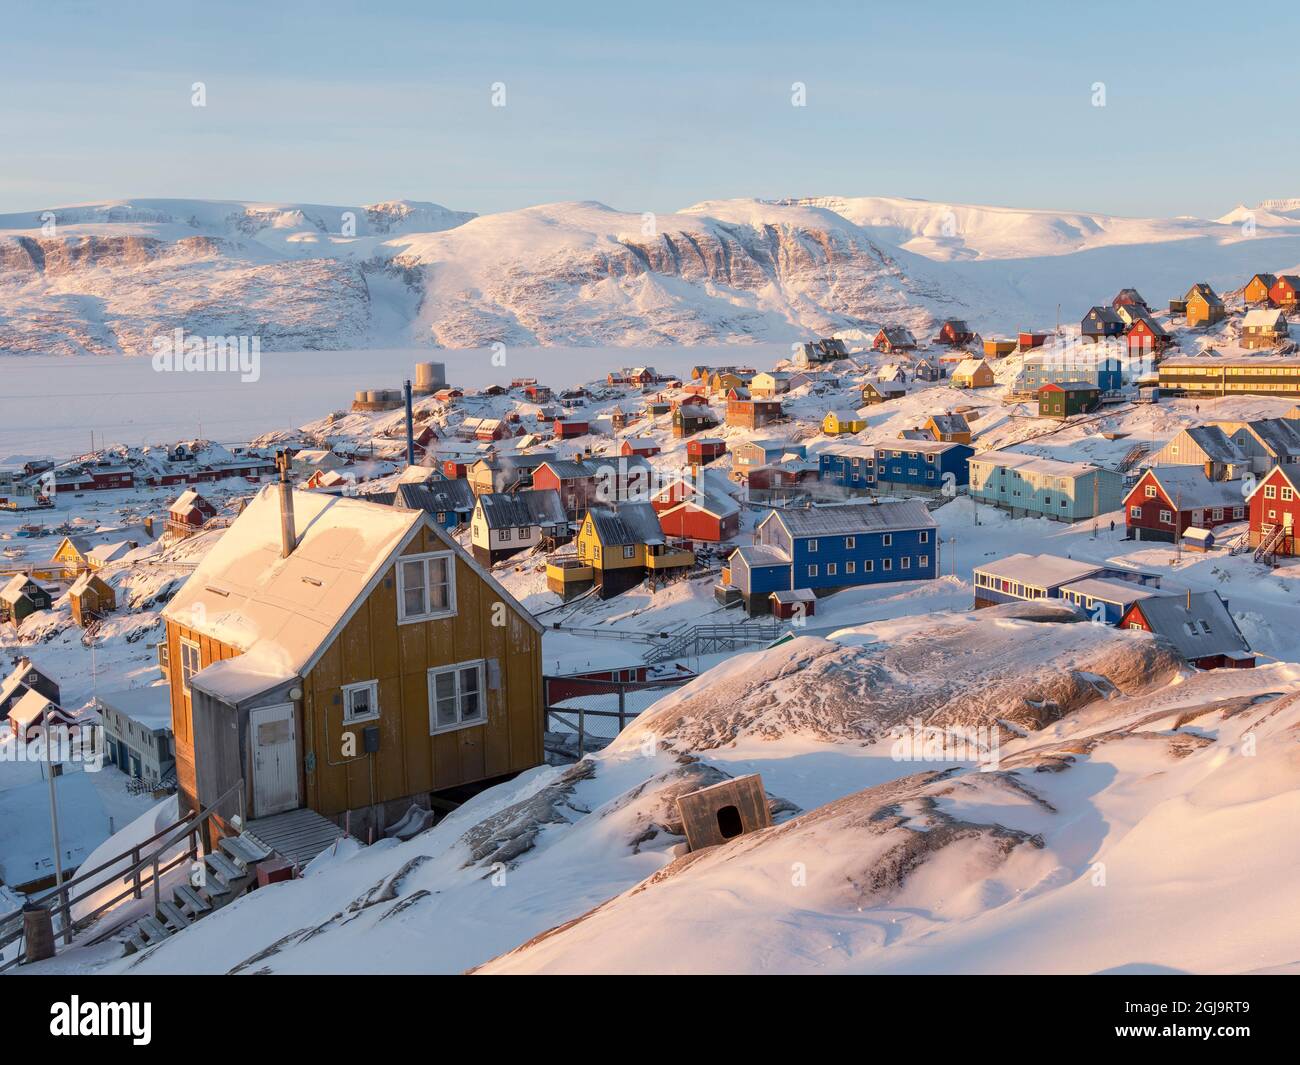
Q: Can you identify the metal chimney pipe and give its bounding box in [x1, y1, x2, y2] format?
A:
[276, 450, 296, 558]
[405, 379, 416, 466]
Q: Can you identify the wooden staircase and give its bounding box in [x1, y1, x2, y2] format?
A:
[121, 832, 271, 956]
[1254, 522, 1287, 565]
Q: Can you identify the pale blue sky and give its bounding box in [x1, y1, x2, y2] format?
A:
[2, 0, 1296, 219]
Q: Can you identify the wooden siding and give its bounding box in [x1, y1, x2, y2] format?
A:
[165, 619, 244, 815]
[301, 526, 542, 817]
[167, 524, 543, 819]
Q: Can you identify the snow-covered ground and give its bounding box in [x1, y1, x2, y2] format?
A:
[27, 609, 1296, 976]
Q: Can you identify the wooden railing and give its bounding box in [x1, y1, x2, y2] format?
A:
[0, 778, 244, 970]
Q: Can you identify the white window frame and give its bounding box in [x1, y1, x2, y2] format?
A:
[427, 659, 487, 735]
[397, 551, 457, 624]
[342, 679, 380, 724]
[179, 638, 201, 696]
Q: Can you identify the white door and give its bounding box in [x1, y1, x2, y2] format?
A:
[249, 703, 299, 817]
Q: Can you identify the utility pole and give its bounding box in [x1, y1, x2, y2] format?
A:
[46, 730, 70, 945]
[1175, 490, 1183, 563]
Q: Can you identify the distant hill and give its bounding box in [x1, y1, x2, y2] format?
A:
[5, 194, 1300, 355]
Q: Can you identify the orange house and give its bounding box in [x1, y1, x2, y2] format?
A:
[161, 461, 544, 843]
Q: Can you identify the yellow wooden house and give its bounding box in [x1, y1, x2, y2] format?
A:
[548, 502, 694, 600]
[709, 371, 748, 395]
[1244, 273, 1277, 305]
[953, 358, 996, 389]
[822, 409, 868, 435]
[161, 465, 544, 847]
[1185, 283, 1226, 327]
[50, 536, 93, 576]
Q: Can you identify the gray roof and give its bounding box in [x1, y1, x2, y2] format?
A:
[1133, 592, 1250, 662]
[477, 489, 568, 529]
[1182, 426, 1247, 465]
[393, 479, 476, 515]
[767, 500, 936, 538]
[1060, 577, 1160, 605]
[1143, 467, 1246, 509]
[729, 545, 789, 567]
[587, 501, 665, 546]
[1246, 418, 1300, 460]
[878, 326, 917, 346]
[928, 413, 970, 435]
[537, 458, 595, 480]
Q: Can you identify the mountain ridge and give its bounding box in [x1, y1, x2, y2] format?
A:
[5, 194, 1300, 355]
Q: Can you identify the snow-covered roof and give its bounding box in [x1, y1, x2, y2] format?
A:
[86, 541, 134, 565]
[953, 358, 989, 376]
[9, 687, 61, 729]
[68, 571, 111, 596]
[770, 589, 816, 604]
[975, 552, 1101, 589]
[969, 449, 1102, 479]
[729, 545, 789, 567]
[477, 489, 567, 529]
[95, 684, 173, 731]
[588, 502, 665, 546]
[1140, 467, 1244, 508]
[1060, 577, 1161, 605]
[767, 500, 935, 537]
[1133, 592, 1250, 662]
[1, 573, 42, 604]
[162, 486, 426, 681]
[1244, 418, 1300, 459]
[1176, 426, 1247, 465]
[1243, 308, 1287, 330]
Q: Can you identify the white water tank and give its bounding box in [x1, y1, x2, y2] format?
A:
[414, 361, 446, 393]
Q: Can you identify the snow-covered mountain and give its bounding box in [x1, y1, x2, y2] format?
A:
[6, 194, 1300, 355]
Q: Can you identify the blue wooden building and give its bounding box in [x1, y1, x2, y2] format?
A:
[719, 500, 938, 614]
[818, 440, 972, 496]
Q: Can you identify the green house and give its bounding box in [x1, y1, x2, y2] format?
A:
[1038, 381, 1100, 420]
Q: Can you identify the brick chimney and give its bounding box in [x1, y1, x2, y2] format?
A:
[276, 450, 296, 558]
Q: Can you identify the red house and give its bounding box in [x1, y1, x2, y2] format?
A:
[532, 459, 599, 517]
[620, 437, 661, 458]
[1126, 316, 1171, 354]
[553, 418, 590, 439]
[687, 438, 726, 465]
[652, 483, 741, 542]
[1119, 592, 1254, 670]
[1018, 331, 1049, 349]
[524, 384, 552, 402]
[936, 319, 974, 347]
[1269, 275, 1300, 308]
[1124, 467, 1245, 543]
[1246, 465, 1300, 559]
[166, 488, 218, 538]
[769, 589, 816, 620]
